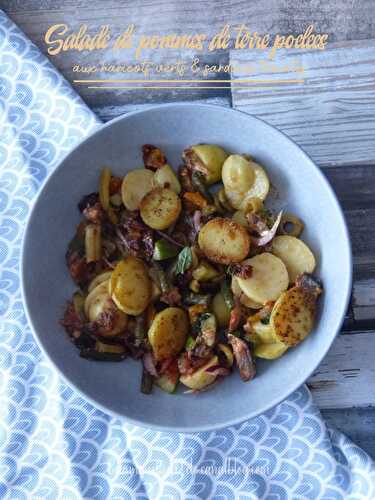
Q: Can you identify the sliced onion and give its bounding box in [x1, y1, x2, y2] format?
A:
[250, 211, 283, 247]
[205, 365, 231, 377]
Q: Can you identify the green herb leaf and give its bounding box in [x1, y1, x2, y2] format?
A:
[174, 247, 193, 275]
[185, 336, 196, 349]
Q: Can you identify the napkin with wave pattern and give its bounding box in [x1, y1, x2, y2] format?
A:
[1, 10, 374, 499]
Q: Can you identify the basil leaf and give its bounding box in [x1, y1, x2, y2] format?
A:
[174, 247, 192, 275]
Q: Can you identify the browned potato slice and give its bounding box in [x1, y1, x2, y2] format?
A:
[240, 162, 270, 206]
[84, 280, 109, 318]
[191, 144, 229, 185]
[88, 271, 113, 293]
[111, 257, 151, 315]
[180, 355, 219, 390]
[84, 280, 127, 336]
[140, 187, 182, 230]
[254, 342, 288, 359]
[231, 276, 263, 309]
[271, 235, 316, 284]
[148, 307, 189, 360]
[270, 286, 316, 346]
[153, 164, 181, 193]
[198, 218, 251, 264]
[237, 253, 289, 304]
[121, 169, 154, 210]
[222, 155, 255, 209]
[251, 321, 277, 344]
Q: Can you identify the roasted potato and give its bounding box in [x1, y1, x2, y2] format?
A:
[110, 257, 152, 315]
[140, 187, 181, 230]
[231, 276, 263, 309]
[153, 164, 181, 194]
[191, 144, 229, 185]
[251, 321, 277, 344]
[237, 253, 289, 304]
[88, 271, 112, 293]
[198, 217, 250, 264]
[84, 280, 127, 336]
[121, 169, 154, 211]
[240, 161, 269, 206]
[271, 235, 316, 284]
[222, 155, 255, 209]
[148, 307, 189, 360]
[254, 342, 288, 360]
[180, 355, 219, 390]
[270, 286, 316, 346]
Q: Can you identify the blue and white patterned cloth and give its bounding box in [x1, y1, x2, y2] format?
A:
[1, 9, 374, 499]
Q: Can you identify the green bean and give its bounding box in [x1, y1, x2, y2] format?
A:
[134, 315, 146, 347]
[141, 368, 154, 394]
[79, 348, 126, 361]
[221, 279, 234, 310]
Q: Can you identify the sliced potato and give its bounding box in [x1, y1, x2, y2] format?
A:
[111, 257, 151, 315]
[148, 307, 189, 360]
[140, 187, 181, 230]
[251, 321, 277, 344]
[237, 253, 289, 304]
[84, 280, 110, 318]
[191, 144, 229, 185]
[271, 235, 316, 284]
[212, 292, 231, 327]
[84, 280, 127, 336]
[240, 161, 270, 206]
[222, 155, 255, 209]
[270, 286, 316, 346]
[198, 217, 250, 264]
[231, 276, 263, 309]
[121, 169, 154, 211]
[180, 355, 219, 390]
[88, 271, 113, 293]
[254, 342, 288, 359]
[153, 164, 181, 194]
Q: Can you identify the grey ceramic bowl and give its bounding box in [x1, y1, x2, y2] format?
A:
[21, 103, 352, 432]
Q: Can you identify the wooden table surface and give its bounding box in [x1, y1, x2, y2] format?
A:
[3, 0, 375, 457]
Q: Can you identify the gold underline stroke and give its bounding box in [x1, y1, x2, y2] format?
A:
[86, 85, 301, 89]
[75, 78, 304, 84]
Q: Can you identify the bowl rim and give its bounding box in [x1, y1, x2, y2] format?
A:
[20, 102, 353, 433]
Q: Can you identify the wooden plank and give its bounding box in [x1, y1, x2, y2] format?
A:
[5, 0, 375, 109]
[321, 407, 375, 459]
[308, 331, 375, 409]
[230, 40, 375, 167]
[324, 167, 375, 323]
[227, 0, 375, 43]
